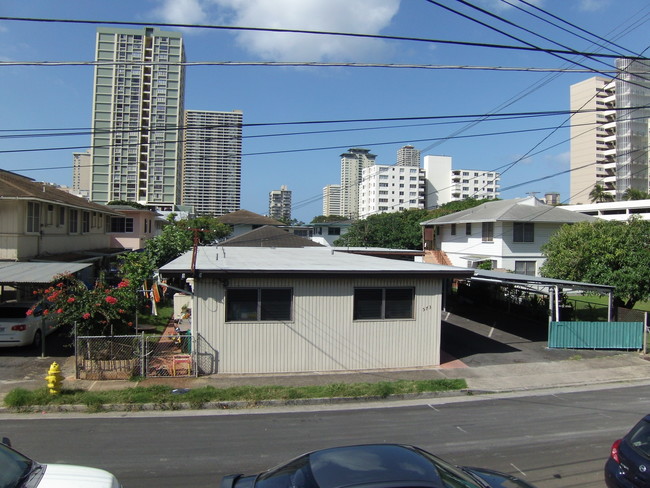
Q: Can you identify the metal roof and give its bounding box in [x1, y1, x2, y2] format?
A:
[471, 269, 614, 293]
[0, 262, 92, 284]
[421, 197, 598, 225]
[160, 246, 473, 276]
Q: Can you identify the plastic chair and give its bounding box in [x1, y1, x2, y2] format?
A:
[171, 354, 192, 376]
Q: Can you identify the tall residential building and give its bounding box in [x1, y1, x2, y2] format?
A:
[615, 58, 650, 199]
[569, 59, 650, 204]
[182, 110, 243, 216]
[339, 148, 376, 218]
[359, 165, 426, 218]
[424, 155, 500, 208]
[397, 145, 421, 167]
[268, 185, 292, 221]
[72, 150, 91, 199]
[89, 27, 185, 211]
[569, 77, 616, 203]
[322, 184, 341, 216]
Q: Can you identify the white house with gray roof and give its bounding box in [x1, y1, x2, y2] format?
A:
[420, 196, 597, 276]
[159, 246, 472, 375]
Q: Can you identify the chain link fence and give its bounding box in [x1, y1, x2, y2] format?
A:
[75, 330, 194, 380]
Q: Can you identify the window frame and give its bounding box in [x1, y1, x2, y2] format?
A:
[26, 202, 41, 234]
[353, 287, 415, 321]
[481, 222, 494, 242]
[514, 261, 536, 276]
[513, 222, 534, 243]
[226, 287, 293, 322]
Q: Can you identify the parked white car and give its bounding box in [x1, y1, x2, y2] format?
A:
[1, 437, 122, 487]
[0, 302, 58, 348]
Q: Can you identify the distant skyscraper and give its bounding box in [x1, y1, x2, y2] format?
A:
[182, 110, 243, 216]
[569, 58, 650, 204]
[397, 145, 421, 167]
[268, 185, 292, 221]
[72, 150, 91, 199]
[322, 184, 341, 216]
[89, 27, 185, 210]
[340, 148, 376, 218]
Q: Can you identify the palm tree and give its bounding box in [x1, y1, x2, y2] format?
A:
[589, 184, 615, 203]
[622, 187, 650, 201]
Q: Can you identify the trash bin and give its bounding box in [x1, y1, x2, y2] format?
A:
[181, 330, 191, 353]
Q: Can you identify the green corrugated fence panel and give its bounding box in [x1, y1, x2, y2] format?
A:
[549, 321, 644, 349]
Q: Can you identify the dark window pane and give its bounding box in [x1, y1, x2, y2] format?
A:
[354, 289, 383, 319]
[261, 289, 292, 321]
[385, 288, 414, 318]
[227, 289, 258, 321]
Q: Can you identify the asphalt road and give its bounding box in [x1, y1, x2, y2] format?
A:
[1, 383, 647, 488]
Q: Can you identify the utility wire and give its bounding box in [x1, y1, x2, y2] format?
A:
[0, 15, 641, 60]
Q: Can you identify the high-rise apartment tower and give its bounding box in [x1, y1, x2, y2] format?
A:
[89, 27, 185, 210]
[182, 110, 243, 216]
[397, 145, 421, 167]
[569, 59, 650, 204]
[339, 148, 376, 218]
[268, 185, 292, 221]
[322, 184, 341, 216]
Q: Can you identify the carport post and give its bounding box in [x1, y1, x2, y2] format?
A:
[40, 317, 45, 358]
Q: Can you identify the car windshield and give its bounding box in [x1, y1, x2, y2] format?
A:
[256, 445, 483, 488]
[628, 418, 650, 457]
[0, 442, 33, 488]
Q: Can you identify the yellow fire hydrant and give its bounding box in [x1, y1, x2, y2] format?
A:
[45, 362, 63, 395]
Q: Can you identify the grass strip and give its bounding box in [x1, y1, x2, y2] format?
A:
[4, 379, 467, 411]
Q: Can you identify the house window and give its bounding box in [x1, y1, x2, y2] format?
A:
[353, 288, 414, 320]
[58, 207, 65, 227]
[328, 227, 341, 236]
[69, 209, 78, 233]
[482, 222, 493, 242]
[110, 217, 134, 233]
[27, 202, 41, 233]
[465, 223, 471, 235]
[451, 224, 456, 236]
[82, 212, 90, 233]
[46, 205, 54, 226]
[515, 261, 536, 276]
[513, 222, 534, 242]
[226, 288, 292, 322]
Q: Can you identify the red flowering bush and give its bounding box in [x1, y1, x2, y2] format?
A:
[30, 274, 138, 336]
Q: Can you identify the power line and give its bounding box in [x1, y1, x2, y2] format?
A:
[0, 15, 643, 60]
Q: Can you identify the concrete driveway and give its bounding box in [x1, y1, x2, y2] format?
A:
[441, 309, 626, 367]
[0, 324, 74, 390]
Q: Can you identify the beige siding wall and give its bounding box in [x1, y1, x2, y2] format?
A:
[193, 276, 442, 374]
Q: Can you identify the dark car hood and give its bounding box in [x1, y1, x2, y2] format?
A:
[463, 466, 536, 488]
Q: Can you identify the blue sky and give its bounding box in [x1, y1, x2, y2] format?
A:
[1, 0, 649, 222]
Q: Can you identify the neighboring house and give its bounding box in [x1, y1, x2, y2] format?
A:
[0, 170, 124, 261]
[420, 196, 597, 276]
[217, 209, 284, 238]
[159, 246, 472, 374]
[310, 220, 352, 246]
[106, 205, 165, 250]
[220, 225, 323, 248]
[563, 199, 650, 221]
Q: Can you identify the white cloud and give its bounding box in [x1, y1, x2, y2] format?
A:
[155, 0, 209, 25]
[156, 0, 401, 61]
[578, 0, 612, 12]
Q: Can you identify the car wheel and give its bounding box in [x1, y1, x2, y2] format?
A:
[32, 330, 42, 350]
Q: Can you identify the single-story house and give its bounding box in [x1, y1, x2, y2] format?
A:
[217, 209, 284, 238]
[420, 196, 597, 275]
[159, 246, 473, 375]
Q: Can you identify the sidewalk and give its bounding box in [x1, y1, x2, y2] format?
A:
[58, 351, 650, 399]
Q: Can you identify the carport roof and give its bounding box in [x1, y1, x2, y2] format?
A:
[470, 269, 615, 293]
[0, 262, 92, 284]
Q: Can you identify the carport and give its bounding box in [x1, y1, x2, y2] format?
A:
[0, 262, 92, 301]
[466, 269, 615, 324]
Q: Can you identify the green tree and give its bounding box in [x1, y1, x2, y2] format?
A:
[107, 200, 147, 209]
[540, 218, 650, 308]
[622, 188, 650, 201]
[176, 215, 231, 245]
[588, 184, 614, 203]
[334, 199, 490, 249]
[311, 215, 348, 223]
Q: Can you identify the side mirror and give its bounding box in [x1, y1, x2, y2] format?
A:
[2, 437, 11, 447]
